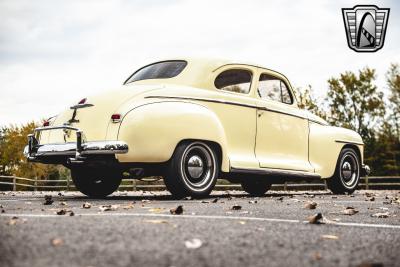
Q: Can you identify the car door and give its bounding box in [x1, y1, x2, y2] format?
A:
[254, 71, 313, 172]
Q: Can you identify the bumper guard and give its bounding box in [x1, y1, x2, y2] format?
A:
[24, 126, 128, 163]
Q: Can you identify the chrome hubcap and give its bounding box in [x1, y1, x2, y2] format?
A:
[340, 153, 359, 187]
[187, 155, 204, 179]
[341, 162, 352, 180]
[180, 143, 217, 192]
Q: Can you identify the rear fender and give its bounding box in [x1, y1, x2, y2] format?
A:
[116, 101, 230, 172]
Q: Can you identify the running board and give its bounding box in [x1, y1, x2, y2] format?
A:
[230, 167, 321, 181]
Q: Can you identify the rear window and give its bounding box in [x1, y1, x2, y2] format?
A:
[125, 60, 187, 84]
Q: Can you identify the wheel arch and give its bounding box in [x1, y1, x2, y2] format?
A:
[116, 101, 230, 172]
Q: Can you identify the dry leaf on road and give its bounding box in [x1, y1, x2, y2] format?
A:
[231, 205, 242, 210]
[82, 202, 91, 209]
[185, 238, 202, 249]
[371, 212, 390, 218]
[144, 219, 169, 224]
[308, 213, 324, 224]
[321, 234, 339, 240]
[43, 195, 54, 205]
[170, 205, 183, 215]
[342, 207, 359, 215]
[51, 238, 63, 247]
[99, 205, 119, 212]
[304, 201, 317, 209]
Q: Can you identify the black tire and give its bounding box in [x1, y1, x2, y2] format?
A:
[164, 141, 219, 198]
[327, 148, 361, 194]
[241, 179, 272, 197]
[71, 167, 122, 198]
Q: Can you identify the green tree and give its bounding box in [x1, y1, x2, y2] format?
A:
[386, 63, 400, 138]
[295, 85, 327, 119]
[326, 67, 385, 141]
[0, 122, 69, 189]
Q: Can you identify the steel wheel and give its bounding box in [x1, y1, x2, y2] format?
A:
[164, 141, 219, 198]
[327, 148, 360, 194]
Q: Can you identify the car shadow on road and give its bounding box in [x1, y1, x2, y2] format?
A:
[62, 190, 332, 201]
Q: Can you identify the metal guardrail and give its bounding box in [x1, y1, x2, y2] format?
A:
[0, 176, 400, 191]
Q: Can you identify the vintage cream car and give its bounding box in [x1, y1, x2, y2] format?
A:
[24, 58, 370, 198]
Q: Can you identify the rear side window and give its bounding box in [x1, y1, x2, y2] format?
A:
[125, 60, 187, 84]
[215, 69, 252, 94]
[258, 74, 293, 104]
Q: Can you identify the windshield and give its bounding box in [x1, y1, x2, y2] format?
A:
[124, 60, 187, 84]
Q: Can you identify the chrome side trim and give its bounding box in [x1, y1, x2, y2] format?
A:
[145, 95, 312, 121]
[230, 167, 321, 179]
[335, 139, 364, 146]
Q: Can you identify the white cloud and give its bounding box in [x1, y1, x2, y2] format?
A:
[0, 0, 399, 126]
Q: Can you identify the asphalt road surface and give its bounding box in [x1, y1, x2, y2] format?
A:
[0, 190, 399, 267]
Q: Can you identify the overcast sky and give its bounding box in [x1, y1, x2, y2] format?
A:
[0, 0, 399, 126]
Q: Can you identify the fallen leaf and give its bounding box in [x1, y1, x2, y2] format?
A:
[148, 208, 164, 213]
[99, 205, 119, 212]
[342, 207, 359, 215]
[312, 252, 322, 260]
[321, 234, 339, 240]
[184, 238, 202, 249]
[308, 213, 324, 224]
[249, 200, 258, 204]
[43, 195, 54, 205]
[51, 238, 63, 246]
[122, 203, 134, 209]
[231, 205, 242, 210]
[58, 192, 64, 196]
[8, 216, 18, 226]
[56, 209, 67, 215]
[357, 262, 384, 267]
[201, 200, 209, 203]
[371, 212, 390, 218]
[212, 198, 219, 203]
[276, 197, 284, 201]
[69, 211, 75, 216]
[170, 205, 183, 215]
[59, 202, 67, 206]
[144, 219, 168, 224]
[82, 202, 91, 209]
[304, 201, 317, 209]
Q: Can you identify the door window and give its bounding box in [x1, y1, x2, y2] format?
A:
[258, 74, 293, 104]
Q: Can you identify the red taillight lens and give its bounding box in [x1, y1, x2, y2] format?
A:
[111, 114, 121, 123]
[78, 98, 87, 104]
[43, 121, 50, 127]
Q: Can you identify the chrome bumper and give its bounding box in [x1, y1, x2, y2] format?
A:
[24, 126, 128, 163]
[361, 164, 371, 177]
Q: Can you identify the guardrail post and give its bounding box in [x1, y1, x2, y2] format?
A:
[13, 176, 16, 191]
[34, 177, 37, 191]
[323, 180, 327, 190]
[133, 179, 136, 191]
[284, 182, 287, 191]
[66, 176, 70, 191]
[365, 176, 369, 190]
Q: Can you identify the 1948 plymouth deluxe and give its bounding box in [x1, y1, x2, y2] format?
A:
[24, 58, 370, 198]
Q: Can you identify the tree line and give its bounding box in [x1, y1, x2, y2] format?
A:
[0, 63, 399, 182]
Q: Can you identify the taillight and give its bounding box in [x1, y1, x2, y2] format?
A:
[78, 98, 87, 104]
[111, 114, 121, 123]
